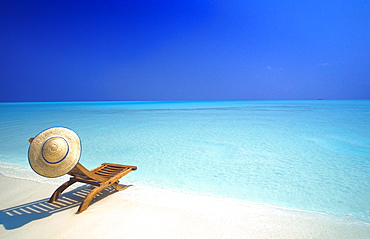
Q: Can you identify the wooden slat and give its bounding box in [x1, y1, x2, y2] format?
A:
[74, 179, 101, 186]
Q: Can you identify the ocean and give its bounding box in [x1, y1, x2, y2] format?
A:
[0, 100, 369, 222]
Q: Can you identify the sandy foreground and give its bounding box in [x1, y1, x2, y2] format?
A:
[1, 174, 369, 239]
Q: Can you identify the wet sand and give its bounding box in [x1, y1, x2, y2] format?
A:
[1, 174, 369, 239]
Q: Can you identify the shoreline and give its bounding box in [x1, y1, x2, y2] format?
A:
[1, 174, 370, 238]
[1, 161, 370, 223]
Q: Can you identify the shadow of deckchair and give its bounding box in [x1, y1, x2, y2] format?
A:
[0, 184, 123, 230]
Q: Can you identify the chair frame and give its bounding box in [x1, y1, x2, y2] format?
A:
[49, 162, 137, 214]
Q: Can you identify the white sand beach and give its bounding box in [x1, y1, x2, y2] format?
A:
[1, 174, 369, 239]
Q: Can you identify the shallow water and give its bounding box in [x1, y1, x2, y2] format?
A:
[0, 100, 369, 221]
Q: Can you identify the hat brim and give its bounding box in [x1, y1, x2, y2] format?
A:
[28, 127, 81, 178]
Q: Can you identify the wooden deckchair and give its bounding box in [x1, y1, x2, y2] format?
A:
[49, 162, 137, 214]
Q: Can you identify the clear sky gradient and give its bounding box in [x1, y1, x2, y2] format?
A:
[1, 0, 369, 102]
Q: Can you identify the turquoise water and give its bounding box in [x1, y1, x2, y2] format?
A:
[0, 100, 369, 221]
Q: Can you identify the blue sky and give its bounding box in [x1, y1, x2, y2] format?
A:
[1, 0, 369, 102]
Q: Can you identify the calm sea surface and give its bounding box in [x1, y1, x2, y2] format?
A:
[0, 100, 369, 221]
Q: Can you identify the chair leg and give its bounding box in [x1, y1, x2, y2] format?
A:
[76, 182, 132, 214]
[111, 181, 132, 191]
[49, 178, 77, 203]
[76, 185, 108, 214]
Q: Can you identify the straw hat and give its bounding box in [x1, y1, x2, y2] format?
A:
[28, 127, 81, 178]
